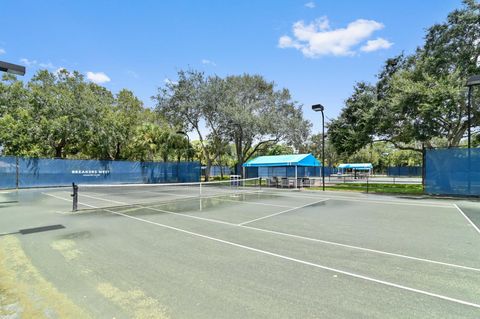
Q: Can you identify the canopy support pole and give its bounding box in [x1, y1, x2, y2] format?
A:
[295, 165, 298, 188]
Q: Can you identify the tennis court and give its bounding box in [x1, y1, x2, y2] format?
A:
[1, 180, 480, 318]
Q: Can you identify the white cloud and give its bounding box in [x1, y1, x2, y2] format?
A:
[360, 38, 393, 52]
[0, 48, 5, 55]
[86, 71, 111, 84]
[278, 17, 388, 58]
[304, 2, 315, 8]
[39, 62, 56, 69]
[20, 58, 37, 66]
[201, 59, 217, 66]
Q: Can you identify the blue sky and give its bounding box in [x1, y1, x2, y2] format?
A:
[0, 0, 462, 136]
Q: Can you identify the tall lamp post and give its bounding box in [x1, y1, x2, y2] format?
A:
[176, 131, 190, 162]
[466, 75, 480, 149]
[466, 75, 480, 195]
[0, 61, 25, 186]
[312, 104, 325, 191]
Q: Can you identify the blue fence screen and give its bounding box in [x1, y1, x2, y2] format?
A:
[209, 166, 232, 176]
[0, 156, 200, 189]
[387, 166, 422, 176]
[425, 148, 480, 196]
[0, 156, 17, 189]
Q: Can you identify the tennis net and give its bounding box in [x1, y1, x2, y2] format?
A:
[71, 177, 262, 211]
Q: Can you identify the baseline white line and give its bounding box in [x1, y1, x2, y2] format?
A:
[103, 207, 480, 309]
[238, 199, 330, 226]
[263, 191, 453, 208]
[41, 192, 97, 209]
[454, 204, 480, 235]
[242, 225, 480, 273]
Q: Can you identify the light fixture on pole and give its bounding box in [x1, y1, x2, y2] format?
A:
[312, 104, 325, 191]
[0, 61, 26, 76]
[176, 131, 190, 162]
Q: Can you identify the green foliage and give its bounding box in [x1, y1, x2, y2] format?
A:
[154, 70, 311, 178]
[328, 0, 480, 155]
[0, 69, 187, 162]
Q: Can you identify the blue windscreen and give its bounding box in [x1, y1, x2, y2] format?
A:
[0, 156, 17, 189]
[387, 166, 422, 176]
[425, 148, 480, 196]
[0, 156, 200, 189]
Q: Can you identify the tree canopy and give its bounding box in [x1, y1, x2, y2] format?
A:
[154, 71, 310, 179]
[0, 70, 187, 161]
[329, 0, 480, 155]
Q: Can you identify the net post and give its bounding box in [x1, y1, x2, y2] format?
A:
[71, 182, 78, 212]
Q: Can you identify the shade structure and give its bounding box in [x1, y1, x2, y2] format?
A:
[243, 154, 321, 167]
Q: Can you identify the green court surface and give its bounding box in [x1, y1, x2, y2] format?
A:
[1, 187, 480, 318]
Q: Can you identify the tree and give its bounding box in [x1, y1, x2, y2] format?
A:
[0, 74, 40, 156]
[329, 0, 480, 155]
[301, 133, 340, 167]
[217, 74, 311, 175]
[154, 71, 311, 179]
[27, 69, 112, 158]
[154, 70, 219, 180]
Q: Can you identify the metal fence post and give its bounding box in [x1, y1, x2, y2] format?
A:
[15, 156, 19, 189]
[422, 145, 426, 192]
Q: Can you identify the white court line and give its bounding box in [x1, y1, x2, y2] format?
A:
[214, 197, 293, 209]
[44, 192, 480, 273]
[238, 199, 330, 226]
[454, 204, 480, 236]
[263, 190, 454, 208]
[42, 192, 97, 209]
[143, 206, 236, 226]
[79, 193, 130, 205]
[101, 206, 480, 309]
[242, 225, 480, 273]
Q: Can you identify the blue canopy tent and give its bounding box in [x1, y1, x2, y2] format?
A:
[337, 163, 373, 176]
[243, 154, 321, 187]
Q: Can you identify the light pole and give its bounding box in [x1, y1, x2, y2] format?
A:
[466, 75, 480, 195]
[466, 75, 480, 149]
[0, 61, 25, 160]
[0, 61, 26, 75]
[176, 131, 190, 162]
[312, 104, 325, 191]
